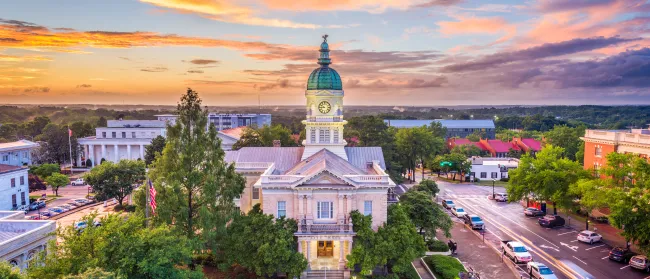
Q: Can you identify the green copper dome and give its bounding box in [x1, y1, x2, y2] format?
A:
[306, 35, 342, 91]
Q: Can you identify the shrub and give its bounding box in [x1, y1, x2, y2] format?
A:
[500, 177, 509, 182]
[423, 255, 466, 279]
[396, 263, 420, 279]
[85, 159, 92, 167]
[427, 239, 449, 252]
[474, 178, 480, 183]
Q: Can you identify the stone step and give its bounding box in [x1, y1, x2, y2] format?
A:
[307, 270, 344, 279]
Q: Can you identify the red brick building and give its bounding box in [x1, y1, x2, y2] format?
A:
[581, 129, 650, 173]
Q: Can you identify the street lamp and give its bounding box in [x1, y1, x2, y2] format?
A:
[492, 179, 496, 199]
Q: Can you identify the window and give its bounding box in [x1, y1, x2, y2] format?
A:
[595, 146, 602, 157]
[319, 128, 330, 143]
[2, 155, 8, 161]
[112, 132, 116, 138]
[21, 192, 26, 205]
[252, 187, 260, 199]
[102, 132, 106, 138]
[333, 128, 339, 144]
[132, 132, 136, 138]
[317, 201, 333, 219]
[480, 172, 487, 178]
[20, 176, 24, 185]
[11, 194, 16, 207]
[122, 132, 126, 138]
[310, 127, 316, 143]
[277, 201, 286, 218]
[491, 172, 498, 178]
[364, 201, 372, 216]
[11, 178, 15, 187]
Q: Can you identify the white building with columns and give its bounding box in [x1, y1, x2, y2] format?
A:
[0, 211, 55, 271]
[77, 118, 170, 166]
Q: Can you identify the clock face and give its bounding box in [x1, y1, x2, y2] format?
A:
[318, 101, 331, 114]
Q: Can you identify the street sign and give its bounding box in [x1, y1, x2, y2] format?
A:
[440, 161, 453, 167]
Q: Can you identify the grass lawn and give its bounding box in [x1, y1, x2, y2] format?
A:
[475, 180, 508, 187]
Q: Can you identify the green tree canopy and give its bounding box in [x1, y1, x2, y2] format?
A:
[466, 130, 485, 142]
[45, 172, 69, 196]
[27, 214, 203, 279]
[507, 145, 589, 214]
[344, 116, 402, 183]
[544, 125, 586, 161]
[62, 268, 120, 279]
[148, 88, 245, 253]
[221, 204, 307, 277]
[0, 261, 25, 279]
[396, 126, 443, 182]
[38, 123, 80, 164]
[413, 179, 439, 196]
[400, 190, 452, 238]
[31, 163, 61, 179]
[232, 124, 298, 150]
[69, 121, 95, 138]
[84, 160, 145, 206]
[144, 135, 166, 166]
[450, 144, 484, 157]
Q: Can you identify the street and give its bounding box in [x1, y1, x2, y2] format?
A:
[435, 180, 650, 279]
[27, 184, 93, 218]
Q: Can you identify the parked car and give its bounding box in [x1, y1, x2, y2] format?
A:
[67, 201, 81, 206]
[25, 215, 40, 220]
[494, 193, 508, 202]
[630, 255, 650, 272]
[524, 207, 545, 217]
[526, 262, 558, 279]
[59, 204, 75, 210]
[463, 214, 485, 230]
[73, 198, 90, 204]
[538, 215, 565, 228]
[71, 178, 86, 186]
[40, 211, 54, 218]
[49, 207, 65, 213]
[442, 199, 455, 209]
[29, 201, 46, 211]
[451, 207, 467, 218]
[501, 240, 533, 264]
[74, 221, 88, 230]
[609, 247, 637, 263]
[577, 230, 602, 244]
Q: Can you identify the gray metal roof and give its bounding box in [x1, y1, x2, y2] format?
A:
[284, 149, 366, 176]
[345, 147, 386, 170]
[383, 119, 495, 129]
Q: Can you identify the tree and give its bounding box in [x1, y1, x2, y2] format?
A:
[84, 160, 145, 206]
[27, 214, 203, 279]
[96, 116, 107, 127]
[70, 121, 95, 138]
[507, 145, 589, 215]
[450, 144, 483, 157]
[222, 204, 307, 278]
[428, 121, 447, 138]
[466, 130, 485, 142]
[396, 126, 443, 182]
[375, 204, 427, 274]
[400, 190, 452, 239]
[506, 148, 521, 159]
[232, 124, 298, 150]
[347, 210, 380, 276]
[435, 153, 471, 182]
[39, 123, 80, 164]
[345, 116, 403, 183]
[413, 179, 439, 197]
[45, 172, 69, 196]
[144, 135, 166, 166]
[63, 268, 119, 279]
[571, 178, 607, 230]
[0, 261, 25, 279]
[148, 88, 245, 253]
[544, 125, 585, 161]
[31, 163, 61, 179]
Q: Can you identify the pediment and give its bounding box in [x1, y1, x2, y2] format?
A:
[297, 171, 356, 188]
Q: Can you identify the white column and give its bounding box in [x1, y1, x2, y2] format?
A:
[330, 128, 334, 144]
[306, 195, 313, 220]
[337, 194, 344, 220]
[88, 145, 94, 166]
[76, 147, 81, 167]
[298, 239, 302, 253]
[140, 145, 144, 160]
[339, 240, 344, 264]
[306, 240, 311, 265]
[298, 195, 304, 218]
[127, 145, 132, 160]
[316, 129, 320, 144]
[114, 145, 118, 162]
[101, 145, 106, 162]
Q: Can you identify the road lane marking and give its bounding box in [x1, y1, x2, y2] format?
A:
[540, 244, 560, 252]
[572, 256, 588, 265]
[602, 256, 609, 259]
[585, 244, 606, 251]
[558, 231, 578, 236]
[571, 240, 579, 243]
[561, 242, 579, 252]
[620, 265, 630, 270]
[455, 199, 583, 279]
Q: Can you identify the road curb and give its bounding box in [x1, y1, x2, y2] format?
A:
[419, 257, 437, 279]
[48, 202, 100, 220]
[463, 223, 523, 278]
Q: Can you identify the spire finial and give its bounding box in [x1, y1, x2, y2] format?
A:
[322, 34, 328, 42]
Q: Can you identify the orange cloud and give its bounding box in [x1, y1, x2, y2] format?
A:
[438, 16, 513, 35]
[0, 54, 52, 62]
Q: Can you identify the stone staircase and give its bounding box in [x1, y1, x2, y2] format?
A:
[306, 269, 345, 279]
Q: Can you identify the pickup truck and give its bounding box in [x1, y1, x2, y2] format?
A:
[501, 240, 533, 264]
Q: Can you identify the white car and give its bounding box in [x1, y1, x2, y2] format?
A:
[501, 240, 533, 264]
[71, 178, 85, 186]
[526, 262, 558, 279]
[494, 193, 508, 202]
[451, 207, 467, 218]
[73, 198, 90, 204]
[577, 230, 602, 244]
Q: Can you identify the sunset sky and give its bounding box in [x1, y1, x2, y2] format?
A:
[1, 0, 649, 106]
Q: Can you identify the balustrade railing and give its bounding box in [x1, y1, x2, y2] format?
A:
[296, 219, 353, 234]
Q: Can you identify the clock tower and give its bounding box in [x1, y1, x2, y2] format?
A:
[301, 35, 348, 160]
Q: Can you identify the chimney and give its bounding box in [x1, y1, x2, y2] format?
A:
[273, 140, 281, 147]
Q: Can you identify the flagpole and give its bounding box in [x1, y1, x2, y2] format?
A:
[145, 179, 150, 227]
[68, 126, 73, 175]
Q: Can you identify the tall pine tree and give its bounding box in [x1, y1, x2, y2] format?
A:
[149, 88, 245, 252]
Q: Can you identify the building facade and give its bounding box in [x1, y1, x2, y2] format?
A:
[208, 113, 271, 131]
[581, 129, 650, 174]
[0, 211, 55, 271]
[224, 36, 393, 273]
[0, 165, 29, 211]
[384, 119, 496, 139]
[0, 140, 38, 167]
[468, 157, 519, 181]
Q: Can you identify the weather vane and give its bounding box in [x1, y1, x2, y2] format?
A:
[322, 34, 328, 42]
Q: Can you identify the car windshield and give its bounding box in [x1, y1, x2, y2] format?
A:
[471, 217, 482, 222]
[612, 248, 624, 254]
[539, 267, 553, 275]
[456, 208, 464, 212]
[513, 246, 527, 252]
[579, 233, 590, 237]
[446, 201, 454, 204]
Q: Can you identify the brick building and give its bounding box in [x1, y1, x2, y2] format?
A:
[581, 129, 650, 174]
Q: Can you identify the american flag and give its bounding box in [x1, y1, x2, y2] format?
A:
[149, 179, 157, 214]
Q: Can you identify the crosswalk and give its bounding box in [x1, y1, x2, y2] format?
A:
[443, 194, 489, 199]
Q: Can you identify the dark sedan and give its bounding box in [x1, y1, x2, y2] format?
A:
[524, 207, 545, 217]
[538, 215, 565, 228]
[609, 247, 637, 263]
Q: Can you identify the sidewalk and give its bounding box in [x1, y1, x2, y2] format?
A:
[437, 222, 517, 279]
[559, 209, 631, 250]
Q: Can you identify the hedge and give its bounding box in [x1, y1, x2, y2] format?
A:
[423, 255, 466, 279]
[427, 239, 450, 252]
[397, 262, 420, 279]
